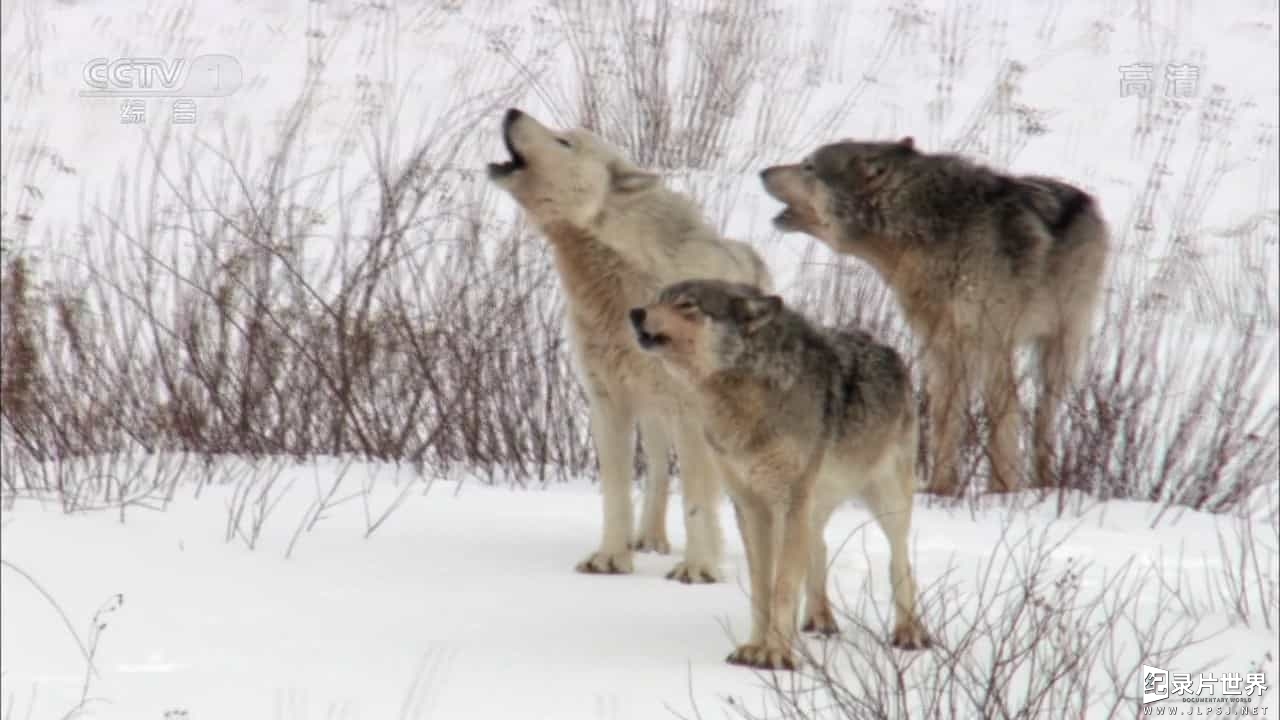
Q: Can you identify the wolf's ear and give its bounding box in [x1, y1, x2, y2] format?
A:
[611, 167, 660, 194]
[897, 136, 916, 151]
[731, 294, 783, 334]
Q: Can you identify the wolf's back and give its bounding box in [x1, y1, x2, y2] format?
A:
[819, 325, 912, 439]
[1014, 175, 1103, 244]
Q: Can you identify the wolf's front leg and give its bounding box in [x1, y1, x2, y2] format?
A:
[756, 493, 812, 670]
[868, 457, 931, 650]
[576, 396, 636, 575]
[665, 423, 724, 583]
[632, 415, 672, 554]
[726, 491, 778, 667]
[982, 351, 1023, 493]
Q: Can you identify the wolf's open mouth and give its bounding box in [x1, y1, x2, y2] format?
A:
[486, 114, 526, 179]
[772, 205, 804, 231]
[634, 328, 670, 350]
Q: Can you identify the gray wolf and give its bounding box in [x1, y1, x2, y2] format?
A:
[487, 108, 772, 581]
[631, 279, 930, 670]
[760, 138, 1110, 494]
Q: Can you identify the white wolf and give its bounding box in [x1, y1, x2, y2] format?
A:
[487, 108, 773, 582]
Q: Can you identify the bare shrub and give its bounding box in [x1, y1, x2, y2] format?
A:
[1, 450, 194, 520]
[1050, 290, 1278, 517]
[1209, 486, 1280, 631]
[557, 0, 762, 171]
[224, 455, 294, 550]
[549, 0, 853, 174]
[2, 27, 596, 505]
[0, 256, 44, 460]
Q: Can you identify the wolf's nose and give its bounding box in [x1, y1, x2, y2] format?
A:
[629, 308, 646, 329]
[503, 108, 523, 128]
[759, 167, 774, 180]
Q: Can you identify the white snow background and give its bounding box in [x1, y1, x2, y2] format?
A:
[1, 0, 1278, 718]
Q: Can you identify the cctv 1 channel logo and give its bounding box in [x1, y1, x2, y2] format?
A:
[81, 55, 243, 97]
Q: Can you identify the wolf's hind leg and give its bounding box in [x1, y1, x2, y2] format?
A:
[866, 450, 931, 650]
[1033, 318, 1087, 489]
[802, 496, 840, 636]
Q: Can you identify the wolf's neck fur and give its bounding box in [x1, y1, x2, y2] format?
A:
[698, 368, 832, 481]
[539, 220, 655, 336]
[836, 227, 910, 280]
[833, 192, 945, 333]
[697, 372, 775, 454]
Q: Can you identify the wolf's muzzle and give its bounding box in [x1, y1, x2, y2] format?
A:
[630, 307, 667, 349]
[503, 108, 523, 132]
[487, 108, 527, 179]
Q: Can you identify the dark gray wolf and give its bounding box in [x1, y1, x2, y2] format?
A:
[761, 138, 1109, 494]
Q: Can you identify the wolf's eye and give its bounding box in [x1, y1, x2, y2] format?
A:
[674, 300, 697, 313]
[802, 158, 814, 172]
[556, 138, 572, 148]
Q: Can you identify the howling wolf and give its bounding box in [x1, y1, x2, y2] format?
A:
[632, 279, 930, 670]
[761, 138, 1109, 494]
[488, 108, 772, 581]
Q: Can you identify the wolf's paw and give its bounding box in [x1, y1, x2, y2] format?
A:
[575, 550, 633, 575]
[630, 533, 671, 555]
[726, 644, 796, 671]
[890, 621, 932, 650]
[801, 608, 840, 637]
[665, 561, 720, 584]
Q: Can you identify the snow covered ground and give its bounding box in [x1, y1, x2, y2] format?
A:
[2, 0, 1278, 718]
[2, 462, 1276, 719]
